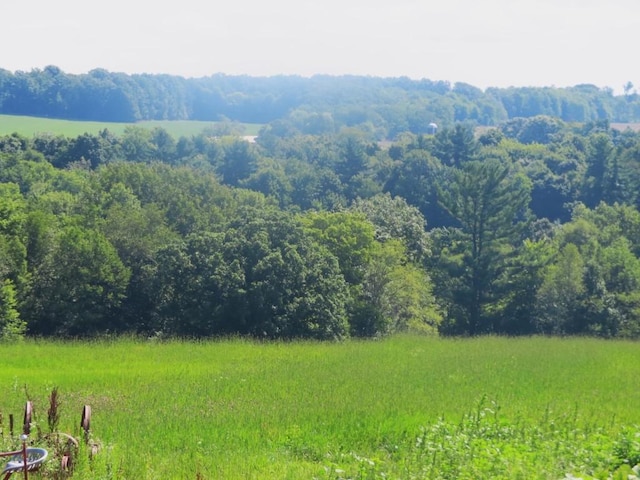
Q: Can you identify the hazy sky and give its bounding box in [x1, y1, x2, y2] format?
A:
[2, 0, 638, 92]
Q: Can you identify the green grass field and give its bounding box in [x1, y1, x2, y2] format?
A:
[0, 335, 638, 479]
[0, 114, 262, 138]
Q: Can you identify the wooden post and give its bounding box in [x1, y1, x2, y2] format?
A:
[20, 435, 28, 480]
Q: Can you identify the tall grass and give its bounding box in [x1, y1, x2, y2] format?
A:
[0, 335, 638, 478]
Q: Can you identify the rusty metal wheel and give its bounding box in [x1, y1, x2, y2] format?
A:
[61, 452, 72, 471]
[81, 405, 91, 440]
[44, 432, 79, 473]
[23, 400, 33, 434]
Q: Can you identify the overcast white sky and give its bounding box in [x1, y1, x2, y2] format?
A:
[2, 0, 638, 92]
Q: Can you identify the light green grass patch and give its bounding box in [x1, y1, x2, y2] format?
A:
[0, 114, 262, 138]
[0, 335, 638, 479]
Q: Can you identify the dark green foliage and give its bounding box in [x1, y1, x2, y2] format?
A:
[218, 138, 259, 186]
[148, 209, 350, 339]
[500, 115, 567, 144]
[240, 158, 293, 208]
[2, 111, 640, 338]
[489, 85, 620, 122]
[433, 123, 478, 166]
[534, 203, 640, 337]
[336, 134, 368, 182]
[54, 130, 121, 168]
[383, 141, 452, 228]
[23, 224, 130, 335]
[436, 158, 532, 334]
[582, 132, 618, 207]
[3, 68, 640, 138]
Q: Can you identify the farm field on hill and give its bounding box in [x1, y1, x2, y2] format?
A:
[610, 122, 640, 132]
[0, 335, 638, 479]
[0, 114, 262, 138]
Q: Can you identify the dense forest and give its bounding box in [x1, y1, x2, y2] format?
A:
[2, 67, 640, 138]
[2, 105, 640, 340]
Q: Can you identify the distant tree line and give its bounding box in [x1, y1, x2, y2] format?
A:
[2, 67, 640, 138]
[2, 115, 640, 339]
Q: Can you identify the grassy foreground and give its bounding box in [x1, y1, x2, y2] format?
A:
[0, 335, 638, 479]
[0, 114, 262, 138]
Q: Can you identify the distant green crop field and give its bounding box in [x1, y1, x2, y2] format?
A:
[0, 335, 638, 479]
[0, 114, 262, 138]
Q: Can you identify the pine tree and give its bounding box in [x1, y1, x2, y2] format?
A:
[437, 158, 532, 334]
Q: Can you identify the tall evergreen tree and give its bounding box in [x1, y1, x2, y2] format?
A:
[436, 158, 532, 334]
[582, 133, 614, 207]
[433, 124, 478, 167]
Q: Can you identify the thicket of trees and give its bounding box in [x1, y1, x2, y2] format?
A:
[2, 67, 640, 138]
[2, 114, 640, 339]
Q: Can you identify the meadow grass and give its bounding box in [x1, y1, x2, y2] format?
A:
[0, 114, 262, 138]
[0, 335, 638, 479]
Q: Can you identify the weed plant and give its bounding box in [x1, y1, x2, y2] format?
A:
[0, 335, 637, 478]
